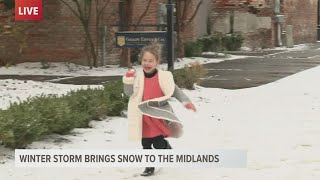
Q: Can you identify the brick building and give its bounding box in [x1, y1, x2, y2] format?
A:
[0, 0, 319, 66]
[210, 0, 318, 48]
[281, 0, 318, 44]
[0, 0, 204, 66]
[0, 0, 120, 65]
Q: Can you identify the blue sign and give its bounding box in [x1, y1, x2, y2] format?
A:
[115, 31, 167, 48]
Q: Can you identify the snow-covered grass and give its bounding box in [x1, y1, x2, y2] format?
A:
[0, 79, 101, 110]
[0, 55, 247, 77]
[0, 61, 319, 179]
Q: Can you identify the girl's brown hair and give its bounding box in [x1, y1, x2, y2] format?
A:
[139, 43, 162, 63]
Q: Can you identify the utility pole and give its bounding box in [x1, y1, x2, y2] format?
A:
[166, 0, 174, 71]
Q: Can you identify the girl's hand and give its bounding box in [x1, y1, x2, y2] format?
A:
[126, 68, 136, 77]
[185, 102, 197, 112]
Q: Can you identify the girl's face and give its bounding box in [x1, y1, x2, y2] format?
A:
[141, 51, 159, 73]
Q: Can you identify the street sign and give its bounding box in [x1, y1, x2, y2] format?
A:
[115, 31, 167, 48]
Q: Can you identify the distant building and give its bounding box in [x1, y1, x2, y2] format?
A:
[0, 0, 318, 65]
[210, 0, 318, 48]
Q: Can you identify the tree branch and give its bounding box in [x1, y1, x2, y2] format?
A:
[87, 1, 92, 22]
[59, 0, 81, 19]
[186, 0, 203, 24]
[97, 0, 111, 19]
[143, 10, 157, 18]
[74, 0, 86, 23]
[176, 0, 184, 28]
[135, 0, 152, 27]
[95, 0, 99, 18]
[181, 0, 189, 24]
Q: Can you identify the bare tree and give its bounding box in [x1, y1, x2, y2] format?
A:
[94, 0, 111, 66]
[135, 0, 153, 30]
[176, 0, 203, 58]
[120, 0, 153, 67]
[119, 0, 134, 67]
[59, 0, 110, 68]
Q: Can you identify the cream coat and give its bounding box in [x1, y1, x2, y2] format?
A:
[123, 70, 190, 141]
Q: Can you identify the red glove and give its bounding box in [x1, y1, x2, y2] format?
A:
[125, 68, 136, 77]
[185, 103, 197, 112]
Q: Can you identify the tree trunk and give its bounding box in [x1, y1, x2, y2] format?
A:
[120, 49, 131, 67]
[176, 30, 185, 58]
[84, 36, 92, 69]
[175, 0, 185, 59]
[83, 25, 98, 68]
[175, 0, 203, 59]
[119, 0, 134, 67]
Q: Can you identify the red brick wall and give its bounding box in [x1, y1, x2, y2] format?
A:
[1, 0, 205, 65]
[0, 1, 16, 65]
[282, 0, 318, 44]
[131, 0, 198, 40]
[132, 0, 158, 31]
[1, 0, 121, 65]
[211, 0, 318, 48]
[211, 0, 275, 48]
[182, 1, 197, 42]
[2, 0, 190, 65]
[212, 0, 274, 16]
[22, 1, 85, 64]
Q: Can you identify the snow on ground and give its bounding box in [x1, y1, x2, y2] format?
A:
[0, 65, 320, 179]
[0, 79, 101, 110]
[0, 43, 312, 77]
[241, 43, 310, 52]
[0, 55, 247, 77]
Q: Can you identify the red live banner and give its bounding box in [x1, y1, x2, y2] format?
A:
[15, 0, 43, 21]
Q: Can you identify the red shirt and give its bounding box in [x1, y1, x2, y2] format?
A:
[142, 72, 171, 138]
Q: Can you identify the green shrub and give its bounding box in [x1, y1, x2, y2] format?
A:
[222, 33, 244, 51]
[0, 81, 129, 149]
[198, 33, 223, 52]
[26, 95, 75, 135]
[195, 32, 244, 53]
[104, 81, 129, 116]
[0, 110, 15, 146]
[184, 41, 203, 57]
[0, 98, 48, 148]
[65, 88, 105, 122]
[197, 36, 212, 52]
[173, 62, 208, 89]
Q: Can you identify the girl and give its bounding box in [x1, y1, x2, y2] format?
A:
[122, 44, 196, 176]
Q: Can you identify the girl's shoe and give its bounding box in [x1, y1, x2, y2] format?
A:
[140, 167, 155, 176]
[166, 141, 172, 149]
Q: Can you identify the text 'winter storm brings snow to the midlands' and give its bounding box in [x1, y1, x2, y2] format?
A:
[15, 149, 247, 168]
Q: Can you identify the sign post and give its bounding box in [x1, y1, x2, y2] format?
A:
[115, 1, 175, 70]
[166, 0, 175, 71]
[115, 31, 167, 48]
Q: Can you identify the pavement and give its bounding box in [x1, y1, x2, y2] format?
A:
[1, 43, 320, 89]
[201, 44, 320, 89]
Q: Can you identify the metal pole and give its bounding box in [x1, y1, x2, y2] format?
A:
[102, 25, 107, 66]
[166, 0, 174, 71]
[318, 0, 320, 40]
[119, 1, 124, 31]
